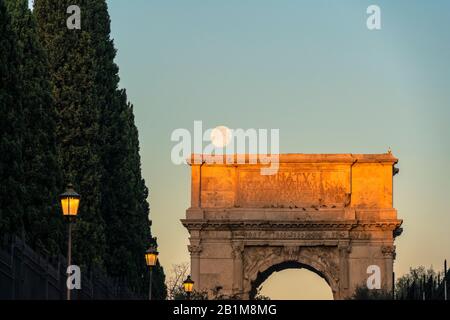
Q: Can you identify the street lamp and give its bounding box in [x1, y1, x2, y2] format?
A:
[59, 183, 80, 301]
[145, 245, 158, 300]
[183, 275, 194, 300]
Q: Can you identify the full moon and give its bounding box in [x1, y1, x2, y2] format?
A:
[210, 126, 232, 148]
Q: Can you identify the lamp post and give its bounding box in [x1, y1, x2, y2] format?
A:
[59, 183, 80, 301]
[183, 275, 194, 300]
[145, 245, 159, 300]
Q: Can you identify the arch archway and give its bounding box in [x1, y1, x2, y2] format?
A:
[242, 246, 340, 300]
[183, 153, 402, 300]
[250, 261, 334, 299]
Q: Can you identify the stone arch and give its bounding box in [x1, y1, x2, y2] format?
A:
[183, 154, 402, 300]
[248, 261, 335, 299]
[242, 246, 340, 300]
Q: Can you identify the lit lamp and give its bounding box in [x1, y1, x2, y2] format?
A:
[183, 275, 194, 300]
[59, 183, 80, 301]
[60, 183, 80, 221]
[145, 245, 158, 300]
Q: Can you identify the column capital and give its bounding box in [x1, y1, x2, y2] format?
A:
[188, 244, 202, 256]
[381, 245, 396, 259]
[231, 242, 244, 260]
[338, 241, 352, 254]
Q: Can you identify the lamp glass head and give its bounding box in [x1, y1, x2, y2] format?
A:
[60, 184, 80, 217]
[183, 275, 194, 293]
[145, 247, 158, 267]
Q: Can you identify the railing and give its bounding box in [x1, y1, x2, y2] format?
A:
[0, 235, 143, 300]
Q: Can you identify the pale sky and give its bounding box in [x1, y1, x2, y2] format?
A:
[35, 0, 450, 299]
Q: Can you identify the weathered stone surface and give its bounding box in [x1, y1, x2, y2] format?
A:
[182, 153, 402, 299]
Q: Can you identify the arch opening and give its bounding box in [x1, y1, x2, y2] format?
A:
[250, 261, 334, 300]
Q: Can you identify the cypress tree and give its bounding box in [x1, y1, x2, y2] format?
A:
[79, 0, 165, 296]
[34, 0, 165, 297]
[34, 0, 106, 270]
[0, 0, 24, 238]
[4, 0, 63, 256]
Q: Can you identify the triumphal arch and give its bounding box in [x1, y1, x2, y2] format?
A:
[182, 153, 402, 299]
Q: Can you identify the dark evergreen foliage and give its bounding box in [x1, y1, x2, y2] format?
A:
[0, 0, 24, 238]
[348, 285, 392, 300]
[34, 0, 107, 271]
[0, 0, 165, 298]
[396, 266, 449, 300]
[4, 0, 63, 256]
[31, 0, 166, 297]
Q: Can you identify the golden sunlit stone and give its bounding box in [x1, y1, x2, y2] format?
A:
[182, 153, 402, 299]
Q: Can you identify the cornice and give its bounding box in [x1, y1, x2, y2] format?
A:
[187, 153, 398, 166]
[181, 219, 402, 231]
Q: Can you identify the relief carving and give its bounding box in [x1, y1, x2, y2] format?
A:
[283, 246, 300, 261]
[244, 230, 347, 240]
[299, 247, 340, 284]
[243, 247, 283, 281]
[237, 169, 349, 208]
[350, 231, 372, 240]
